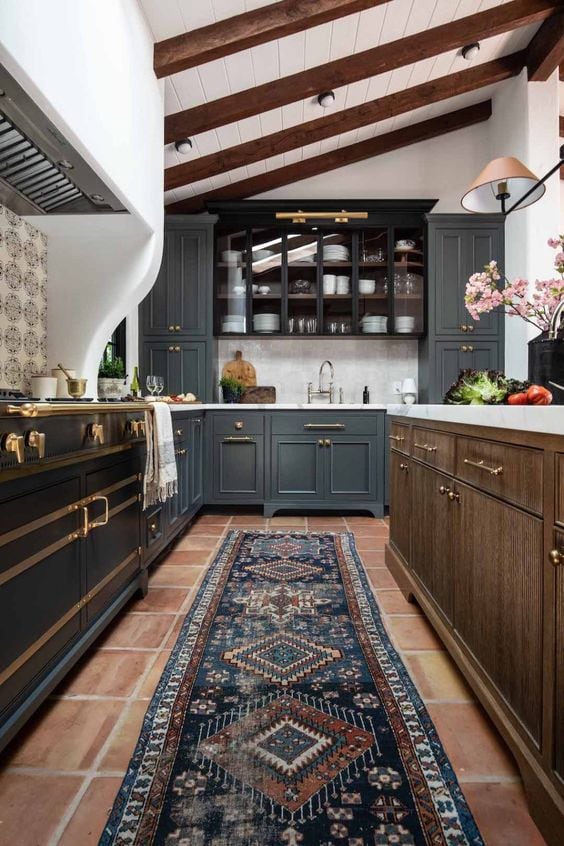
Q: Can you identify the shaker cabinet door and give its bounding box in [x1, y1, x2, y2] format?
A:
[140, 229, 176, 336]
[454, 482, 543, 745]
[142, 342, 207, 398]
[465, 229, 503, 336]
[270, 436, 325, 501]
[433, 341, 500, 400]
[553, 527, 564, 782]
[389, 451, 411, 564]
[190, 416, 204, 511]
[213, 435, 264, 501]
[325, 436, 379, 501]
[176, 231, 208, 336]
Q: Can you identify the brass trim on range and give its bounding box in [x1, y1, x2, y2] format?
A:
[463, 458, 503, 476]
[0, 531, 79, 589]
[0, 549, 140, 687]
[303, 423, 345, 430]
[0, 443, 135, 484]
[0, 501, 79, 549]
[5, 401, 150, 418]
[108, 495, 139, 521]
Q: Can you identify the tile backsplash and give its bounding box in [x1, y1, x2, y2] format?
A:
[217, 338, 418, 403]
[0, 204, 47, 392]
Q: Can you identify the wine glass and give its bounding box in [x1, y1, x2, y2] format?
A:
[146, 375, 156, 396]
[155, 376, 164, 396]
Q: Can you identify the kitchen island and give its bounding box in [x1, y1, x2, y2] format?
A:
[385, 406, 564, 846]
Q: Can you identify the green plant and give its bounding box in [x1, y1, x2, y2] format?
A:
[219, 375, 244, 394]
[98, 356, 125, 379]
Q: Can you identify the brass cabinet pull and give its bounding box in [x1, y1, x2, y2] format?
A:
[549, 549, 563, 566]
[414, 442, 437, 453]
[388, 434, 405, 442]
[459, 324, 468, 332]
[222, 436, 254, 442]
[467, 344, 474, 352]
[463, 458, 503, 476]
[175, 428, 184, 437]
[447, 490, 461, 503]
[175, 448, 187, 456]
[399, 463, 408, 472]
[88, 495, 109, 530]
[438, 485, 450, 496]
[1, 432, 25, 463]
[460, 345, 468, 352]
[323, 438, 331, 447]
[88, 422, 104, 444]
[304, 423, 345, 430]
[25, 430, 46, 458]
[168, 325, 175, 331]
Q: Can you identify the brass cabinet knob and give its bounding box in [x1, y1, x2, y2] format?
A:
[1, 432, 25, 463]
[234, 421, 244, 430]
[87, 422, 104, 444]
[168, 325, 175, 331]
[25, 430, 46, 458]
[447, 490, 460, 502]
[460, 345, 468, 353]
[467, 345, 474, 352]
[168, 345, 174, 352]
[175, 428, 184, 437]
[399, 463, 408, 471]
[174, 345, 181, 352]
[459, 324, 468, 332]
[175, 325, 181, 331]
[439, 485, 449, 496]
[318, 439, 324, 446]
[549, 549, 563, 567]
[467, 324, 474, 332]
[149, 520, 158, 533]
[324, 438, 331, 447]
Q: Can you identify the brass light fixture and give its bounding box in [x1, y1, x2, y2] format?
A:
[461, 144, 564, 215]
[275, 210, 369, 224]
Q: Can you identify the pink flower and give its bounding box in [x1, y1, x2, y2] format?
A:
[548, 237, 562, 249]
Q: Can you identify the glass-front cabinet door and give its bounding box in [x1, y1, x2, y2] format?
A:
[215, 227, 247, 335]
[358, 227, 389, 335]
[320, 231, 353, 335]
[250, 228, 282, 336]
[286, 230, 318, 335]
[391, 225, 425, 335]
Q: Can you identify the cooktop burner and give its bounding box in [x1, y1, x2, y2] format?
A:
[0, 388, 39, 402]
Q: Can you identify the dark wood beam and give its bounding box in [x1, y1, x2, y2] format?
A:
[165, 52, 523, 190]
[164, 0, 558, 142]
[154, 0, 388, 78]
[166, 100, 492, 214]
[527, 11, 564, 80]
[560, 115, 564, 136]
[560, 64, 564, 80]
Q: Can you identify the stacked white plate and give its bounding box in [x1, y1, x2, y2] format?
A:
[395, 316, 416, 333]
[361, 315, 387, 333]
[336, 275, 350, 294]
[323, 245, 350, 262]
[253, 312, 280, 333]
[222, 316, 246, 333]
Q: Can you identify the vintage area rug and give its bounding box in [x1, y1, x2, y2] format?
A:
[100, 531, 483, 846]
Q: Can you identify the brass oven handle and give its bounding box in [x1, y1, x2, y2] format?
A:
[463, 458, 503, 476]
[7, 403, 39, 417]
[88, 495, 109, 530]
[414, 442, 437, 453]
[549, 549, 563, 567]
[304, 423, 345, 429]
[388, 434, 405, 442]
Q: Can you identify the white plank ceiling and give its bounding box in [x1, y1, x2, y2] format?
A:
[137, 0, 540, 202]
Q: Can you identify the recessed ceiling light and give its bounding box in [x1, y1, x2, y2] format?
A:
[57, 159, 74, 170]
[461, 42, 480, 60]
[90, 193, 105, 202]
[175, 138, 193, 154]
[317, 91, 336, 109]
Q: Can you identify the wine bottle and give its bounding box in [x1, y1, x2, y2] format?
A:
[130, 366, 140, 398]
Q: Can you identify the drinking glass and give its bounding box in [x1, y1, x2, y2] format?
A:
[146, 375, 156, 396]
[155, 376, 164, 396]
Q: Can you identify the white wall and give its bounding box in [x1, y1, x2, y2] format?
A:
[0, 0, 164, 392]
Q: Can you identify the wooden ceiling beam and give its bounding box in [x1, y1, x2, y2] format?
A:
[165, 100, 492, 214]
[154, 0, 388, 78]
[527, 10, 564, 80]
[560, 64, 564, 80]
[165, 52, 524, 190]
[164, 0, 558, 142]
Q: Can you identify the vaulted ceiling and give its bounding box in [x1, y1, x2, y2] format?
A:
[137, 0, 564, 211]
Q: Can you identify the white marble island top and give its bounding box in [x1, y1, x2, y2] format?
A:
[170, 403, 388, 410]
[387, 403, 564, 436]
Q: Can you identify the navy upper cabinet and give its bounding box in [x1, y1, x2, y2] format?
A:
[432, 224, 503, 336]
[141, 227, 209, 337]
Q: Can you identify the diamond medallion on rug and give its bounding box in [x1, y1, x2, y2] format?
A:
[99, 531, 484, 846]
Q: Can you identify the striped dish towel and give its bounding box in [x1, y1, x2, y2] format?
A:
[143, 401, 178, 508]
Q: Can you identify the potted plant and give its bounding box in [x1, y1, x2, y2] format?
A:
[98, 355, 126, 400]
[465, 236, 564, 402]
[219, 374, 244, 403]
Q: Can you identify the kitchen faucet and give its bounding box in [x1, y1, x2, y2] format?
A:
[308, 360, 335, 403]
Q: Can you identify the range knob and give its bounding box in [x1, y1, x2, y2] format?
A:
[1, 432, 25, 463]
[25, 430, 46, 458]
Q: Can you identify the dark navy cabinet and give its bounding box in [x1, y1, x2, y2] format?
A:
[139, 216, 216, 401]
[212, 435, 265, 501]
[420, 214, 505, 402]
[271, 436, 325, 501]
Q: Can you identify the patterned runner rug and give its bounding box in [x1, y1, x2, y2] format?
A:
[100, 531, 483, 846]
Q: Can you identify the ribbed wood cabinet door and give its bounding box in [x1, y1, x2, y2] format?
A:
[389, 451, 411, 564]
[553, 527, 564, 782]
[454, 482, 543, 744]
[410, 461, 455, 623]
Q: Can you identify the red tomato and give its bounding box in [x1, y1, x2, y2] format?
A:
[526, 385, 553, 405]
[507, 392, 528, 405]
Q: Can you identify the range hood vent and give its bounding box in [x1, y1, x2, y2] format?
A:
[0, 64, 125, 215]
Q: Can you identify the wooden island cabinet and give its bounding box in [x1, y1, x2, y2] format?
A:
[386, 414, 564, 845]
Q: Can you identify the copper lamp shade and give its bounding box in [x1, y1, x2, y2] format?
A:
[461, 156, 545, 214]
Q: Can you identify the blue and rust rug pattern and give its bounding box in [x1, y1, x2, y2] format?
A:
[100, 531, 483, 846]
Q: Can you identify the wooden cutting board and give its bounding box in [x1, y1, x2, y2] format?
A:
[240, 386, 276, 404]
[222, 350, 257, 387]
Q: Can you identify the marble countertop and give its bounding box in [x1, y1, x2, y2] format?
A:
[387, 403, 564, 436]
[169, 403, 388, 411]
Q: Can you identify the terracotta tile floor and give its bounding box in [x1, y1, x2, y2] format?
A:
[0, 513, 547, 846]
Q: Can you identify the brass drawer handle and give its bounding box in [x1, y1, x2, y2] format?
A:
[175, 428, 184, 437]
[463, 458, 503, 476]
[549, 549, 563, 566]
[88, 495, 109, 530]
[149, 520, 158, 533]
[304, 423, 345, 430]
[175, 448, 187, 456]
[388, 434, 405, 442]
[414, 442, 437, 453]
[399, 463, 408, 472]
[222, 436, 255, 442]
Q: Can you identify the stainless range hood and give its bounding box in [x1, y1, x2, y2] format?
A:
[0, 64, 125, 215]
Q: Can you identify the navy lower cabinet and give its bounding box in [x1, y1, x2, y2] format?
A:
[190, 415, 204, 512]
[271, 436, 325, 501]
[212, 435, 265, 501]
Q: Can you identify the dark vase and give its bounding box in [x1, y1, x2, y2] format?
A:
[221, 387, 240, 404]
[528, 331, 564, 404]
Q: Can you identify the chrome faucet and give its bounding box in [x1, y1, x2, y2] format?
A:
[308, 360, 335, 403]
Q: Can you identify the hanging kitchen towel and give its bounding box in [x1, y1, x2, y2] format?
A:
[143, 402, 178, 508]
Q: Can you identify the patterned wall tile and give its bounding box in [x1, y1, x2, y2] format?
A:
[0, 204, 48, 392]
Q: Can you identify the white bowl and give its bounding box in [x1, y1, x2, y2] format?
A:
[221, 250, 242, 264]
[359, 279, 376, 295]
[232, 285, 246, 295]
[258, 285, 271, 294]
